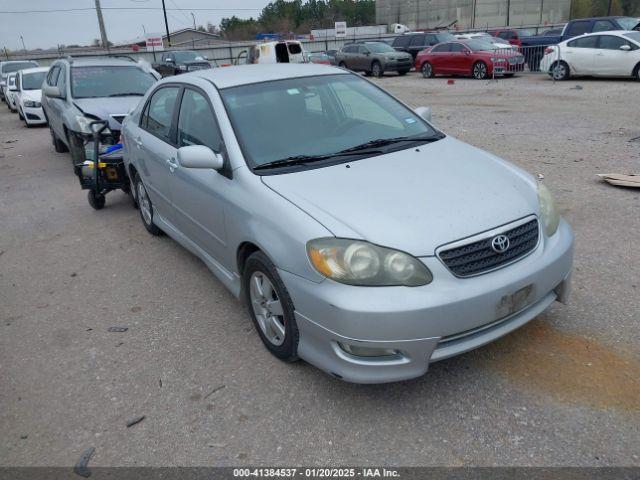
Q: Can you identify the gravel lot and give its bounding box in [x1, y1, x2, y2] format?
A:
[1, 72, 639, 467]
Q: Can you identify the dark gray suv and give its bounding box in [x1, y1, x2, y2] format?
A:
[335, 42, 412, 77]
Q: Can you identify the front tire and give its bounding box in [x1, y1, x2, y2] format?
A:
[87, 190, 105, 210]
[398, 69, 409, 76]
[338, 61, 347, 69]
[50, 127, 68, 153]
[472, 61, 488, 79]
[421, 62, 434, 78]
[243, 251, 299, 362]
[134, 172, 162, 235]
[371, 61, 383, 78]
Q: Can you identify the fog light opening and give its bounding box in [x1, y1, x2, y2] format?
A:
[338, 342, 399, 358]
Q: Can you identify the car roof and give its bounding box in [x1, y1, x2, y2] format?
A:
[19, 67, 49, 75]
[0, 60, 38, 65]
[59, 57, 141, 67]
[191, 64, 348, 89]
[578, 30, 633, 36]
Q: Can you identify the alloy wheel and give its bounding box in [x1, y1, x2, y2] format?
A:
[473, 62, 487, 79]
[421, 63, 432, 78]
[249, 272, 285, 346]
[137, 181, 152, 225]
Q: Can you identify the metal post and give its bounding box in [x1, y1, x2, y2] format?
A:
[539, 0, 544, 26]
[3, 47, 9, 60]
[162, 0, 172, 47]
[20, 35, 26, 54]
[94, 0, 110, 51]
[607, 0, 613, 15]
[472, 0, 477, 29]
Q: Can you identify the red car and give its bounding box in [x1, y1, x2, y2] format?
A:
[414, 40, 525, 79]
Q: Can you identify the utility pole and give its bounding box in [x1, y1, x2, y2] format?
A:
[94, 0, 110, 50]
[191, 12, 196, 48]
[20, 36, 26, 54]
[539, 0, 544, 26]
[161, 0, 172, 47]
[506, 0, 511, 27]
[607, 0, 613, 15]
[471, 0, 477, 28]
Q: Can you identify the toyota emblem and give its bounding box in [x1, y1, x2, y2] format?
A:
[491, 234, 510, 253]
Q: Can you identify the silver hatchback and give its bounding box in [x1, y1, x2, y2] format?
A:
[121, 64, 573, 383]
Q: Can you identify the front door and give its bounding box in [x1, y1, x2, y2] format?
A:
[170, 87, 228, 263]
[564, 35, 598, 74]
[136, 86, 181, 222]
[595, 35, 637, 76]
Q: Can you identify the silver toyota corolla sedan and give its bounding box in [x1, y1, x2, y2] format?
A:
[121, 64, 573, 383]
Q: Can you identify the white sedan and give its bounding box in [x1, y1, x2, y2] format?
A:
[541, 30, 640, 80]
[14, 67, 48, 126]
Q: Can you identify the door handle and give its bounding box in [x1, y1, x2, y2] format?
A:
[167, 157, 178, 172]
[134, 137, 143, 148]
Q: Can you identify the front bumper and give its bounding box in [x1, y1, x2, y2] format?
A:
[280, 219, 574, 383]
[22, 106, 46, 125]
[383, 60, 412, 72]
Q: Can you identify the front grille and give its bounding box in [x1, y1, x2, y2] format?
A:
[438, 218, 539, 277]
[187, 63, 210, 71]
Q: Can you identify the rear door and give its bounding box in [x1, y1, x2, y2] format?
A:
[135, 85, 181, 222]
[564, 35, 598, 73]
[170, 86, 229, 262]
[594, 34, 638, 76]
[429, 43, 453, 73]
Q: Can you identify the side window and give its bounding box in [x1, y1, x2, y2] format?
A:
[597, 35, 628, 50]
[569, 36, 598, 48]
[141, 87, 180, 142]
[431, 43, 452, 53]
[177, 89, 221, 152]
[15, 74, 21, 90]
[393, 36, 411, 48]
[409, 34, 426, 47]
[56, 66, 66, 89]
[450, 43, 465, 52]
[358, 45, 368, 54]
[568, 21, 590, 37]
[593, 20, 615, 32]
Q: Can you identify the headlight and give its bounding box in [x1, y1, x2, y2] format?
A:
[75, 115, 110, 135]
[178, 64, 188, 71]
[24, 100, 41, 108]
[307, 238, 433, 287]
[491, 57, 507, 63]
[538, 183, 560, 237]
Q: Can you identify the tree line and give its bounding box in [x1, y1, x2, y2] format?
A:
[220, 0, 375, 41]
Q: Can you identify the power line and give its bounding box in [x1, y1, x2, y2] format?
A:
[0, 7, 262, 14]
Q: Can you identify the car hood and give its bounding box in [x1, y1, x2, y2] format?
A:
[261, 136, 539, 256]
[21, 90, 42, 103]
[73, 96, 143, 130]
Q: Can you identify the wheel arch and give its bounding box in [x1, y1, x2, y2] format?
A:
[632, 61, 640, 78]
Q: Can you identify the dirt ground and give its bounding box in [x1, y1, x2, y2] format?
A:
[1, 72, 639, 467]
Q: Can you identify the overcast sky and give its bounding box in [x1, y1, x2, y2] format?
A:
[0, 0, 272, 51]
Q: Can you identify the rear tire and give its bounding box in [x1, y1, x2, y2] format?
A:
[472, 61, 488, 79]
[50, 127, 68, 153]
[243, 251, 299, 362]
[421, 62, 434, 78]
[551, 61, 570, 81]
[134, 172, 162, 236]
[338, 61, 347, 69]
[398, 69, 409, 76]
[633, 63, 640, 81]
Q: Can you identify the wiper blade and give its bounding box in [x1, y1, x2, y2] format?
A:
[108, 92, 144, 97]
[254, 150, 384, 170]
[338, 133, 444, 153]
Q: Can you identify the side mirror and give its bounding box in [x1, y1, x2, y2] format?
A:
[177, 145, 224, 170]
[414, 106, 432, 123]
[166, 58, 175, 63]
[43, 85, 65, 99]
[9, 85, 18, 92]
[620, 44, 631, 51]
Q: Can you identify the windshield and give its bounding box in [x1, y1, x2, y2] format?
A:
[618, 17, 640, 30]
[466, 40, 496, 51]
[71, 66, 156, 99]
[366, 42, 395, 53]
[173, 51, 206, 62]
[22, 71, 47, 90]
[220, 74, 439, 170]
[623, 31, 640, 43]
[2, 62, 38, 74]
